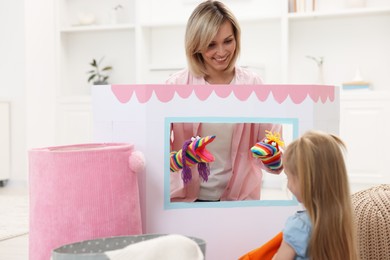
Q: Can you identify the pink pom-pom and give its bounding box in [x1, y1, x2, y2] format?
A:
[129, 151, 146, 173]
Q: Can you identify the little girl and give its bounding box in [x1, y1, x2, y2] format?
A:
[273, 130, 359, 260]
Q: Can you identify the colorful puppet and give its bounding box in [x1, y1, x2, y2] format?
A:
[251, 130, 284, 171]
[170, 135, 216, 184]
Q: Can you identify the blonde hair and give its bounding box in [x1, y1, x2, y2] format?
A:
[283, 130, 359, 260]
[185, 0, 241, 77]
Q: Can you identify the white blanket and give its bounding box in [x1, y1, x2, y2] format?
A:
[105, 234, 204, 260]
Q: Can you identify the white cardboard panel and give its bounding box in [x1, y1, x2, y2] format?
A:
[92, 84, 339, 259]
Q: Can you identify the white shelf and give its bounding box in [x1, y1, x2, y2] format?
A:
[141, 15, 282, 28]
[288, 6, 390, 20]
[60, 23, 135, 33]
[58, 95, 92, 104]
[140, 21, 187, 28]
[148, 64, 186, 72]
[239, 15, 282, 23]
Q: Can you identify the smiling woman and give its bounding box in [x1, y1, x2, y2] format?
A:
[164, 0, 290, 205]
[165, 0, 263, 85]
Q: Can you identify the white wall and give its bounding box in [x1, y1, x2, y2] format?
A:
[0, 1, 26, 183]
[24, 0, 57, 152]
[1, 0, 57, 184]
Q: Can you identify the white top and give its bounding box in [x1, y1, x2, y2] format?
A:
[198, 123, 234, 201]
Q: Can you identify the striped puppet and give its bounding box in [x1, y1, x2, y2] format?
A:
[170, 135, 216, 184]
[251, 130, 284, 172]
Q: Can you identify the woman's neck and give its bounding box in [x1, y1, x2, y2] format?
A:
[204, 68, 235, 84]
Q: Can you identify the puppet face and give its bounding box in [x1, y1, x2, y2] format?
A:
[263, 138, 279, 150]
[263, 130, 284, 150]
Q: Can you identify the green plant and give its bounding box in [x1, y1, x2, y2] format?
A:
[87, 57, 113, 85]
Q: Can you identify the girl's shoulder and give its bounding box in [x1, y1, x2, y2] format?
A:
[283, 211, 311, 258]
[285, 211, 311, 232]
[234, 66, 264, 84]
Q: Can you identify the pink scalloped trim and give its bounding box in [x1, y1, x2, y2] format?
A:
[109, 84, 335, 104]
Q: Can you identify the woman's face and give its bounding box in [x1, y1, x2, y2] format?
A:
[285, 168, 302, 202]
[201, 21, 236, 74]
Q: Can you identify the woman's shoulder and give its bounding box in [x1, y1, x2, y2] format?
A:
[234, 66, 264, 84]
[165, 69, 205, 84]
[165, 69, 190, 84]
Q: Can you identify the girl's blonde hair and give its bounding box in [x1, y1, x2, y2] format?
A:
[185, 0, 241, 77]
[283, 130, 359, 260]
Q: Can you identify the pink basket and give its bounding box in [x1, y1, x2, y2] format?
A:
[28, 143, 143, 260]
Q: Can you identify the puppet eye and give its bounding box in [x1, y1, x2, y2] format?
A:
[264, 138, 269, 143]
[271, 141, 276, 146]
[191, 136, 201, 142]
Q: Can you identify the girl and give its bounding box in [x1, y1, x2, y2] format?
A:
[273, 130, 359, 260]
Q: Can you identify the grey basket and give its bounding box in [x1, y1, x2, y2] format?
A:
[52, 234, 206, 260]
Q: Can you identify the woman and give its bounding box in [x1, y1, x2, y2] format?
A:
[166, 0, 262, 85]
[167, 0, 282, 202]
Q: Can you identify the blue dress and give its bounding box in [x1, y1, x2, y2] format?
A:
[283, 210, 312, 260]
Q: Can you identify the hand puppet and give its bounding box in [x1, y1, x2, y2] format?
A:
[170, 135, 216, 184]
[251, 130, 284, 172]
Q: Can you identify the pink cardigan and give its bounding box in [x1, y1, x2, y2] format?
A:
[167, 66, 282, 202]
[165, 66, 263, 85]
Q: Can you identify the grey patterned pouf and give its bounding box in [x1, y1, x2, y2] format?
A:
[52, 234, 206, 260]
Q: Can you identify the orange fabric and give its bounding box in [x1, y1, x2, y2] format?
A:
[239, 232, 283, 260]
